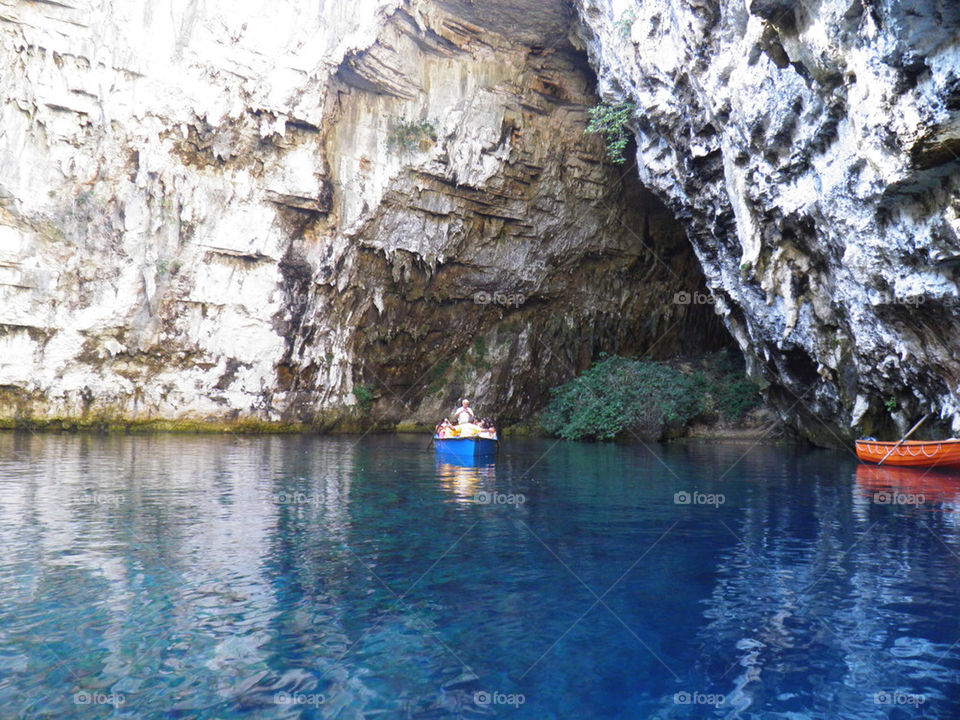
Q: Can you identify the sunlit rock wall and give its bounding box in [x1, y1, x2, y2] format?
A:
[577, 0, 960, 442]
[0, 0, 724, 428]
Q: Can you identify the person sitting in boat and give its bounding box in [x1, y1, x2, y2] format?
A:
[452, 399, 475, 425]
[479, 418, 497, 439]
[435, 418, 454, 438]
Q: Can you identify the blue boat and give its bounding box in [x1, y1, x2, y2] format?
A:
[434, 435, 498, 464]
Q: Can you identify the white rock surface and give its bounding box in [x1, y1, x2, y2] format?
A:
[0, 0, 406, 424]
[576, 0, 960, 440]
[0, 0, 722, 428]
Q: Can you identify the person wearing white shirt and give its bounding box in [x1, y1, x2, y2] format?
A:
[452, 399, 475, 425]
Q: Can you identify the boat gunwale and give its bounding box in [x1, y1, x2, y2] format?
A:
[854, 438, 960, 447]
[855, 437, 960, 468]
[433, 435, 498, 443]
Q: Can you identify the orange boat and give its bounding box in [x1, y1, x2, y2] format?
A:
[855, 438, 960, 469]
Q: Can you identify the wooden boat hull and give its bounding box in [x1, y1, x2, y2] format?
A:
[855, 438, 960, 469]
[434, 436, 497, 463]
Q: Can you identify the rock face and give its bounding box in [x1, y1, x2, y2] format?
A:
[0, 0, 725, 429]
[576, 0, 960, 442]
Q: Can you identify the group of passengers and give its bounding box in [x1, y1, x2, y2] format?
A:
[435, 399, 497, 439]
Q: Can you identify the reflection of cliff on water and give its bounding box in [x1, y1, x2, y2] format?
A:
[0, 432, 370, 717]
[684, 447, 960, 718]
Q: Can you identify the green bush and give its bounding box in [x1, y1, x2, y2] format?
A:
[352, 384, 374, 412]
[389, 119, 436, 152]
[715, 378, 762, 420]
[540, 355, 704, 440]
[472, 336, 491, 370]
[705, 349, 761, 419]
[585, 101, 636, 165]
[614, 8, 637, 37]
[540, 351, 763, 441]
[426, 360, 451, 395]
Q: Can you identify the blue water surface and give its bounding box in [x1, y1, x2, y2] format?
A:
[1, 433, 959, 719]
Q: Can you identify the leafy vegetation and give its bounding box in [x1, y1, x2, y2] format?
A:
[715, 377, 762, 420]
[155, 259, 181, 277]
[614, 8, 637, 37]
[426, 361, 452, 394]
[75, 188, 93, 206]
[540, 355, 704, 440]
[699, 348, 762, 421]
[352, 384, 374, 412]
[585, 101, 636, 164]
[541, 351, 762, 441]
[389, 119, 437, 152]
[472, 336, 491, 370]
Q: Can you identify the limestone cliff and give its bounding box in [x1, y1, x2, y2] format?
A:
[577, 0, 960, 442]
[0, 0, 724, 429]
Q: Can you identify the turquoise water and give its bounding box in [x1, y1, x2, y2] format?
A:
[1, 433, 959, 718]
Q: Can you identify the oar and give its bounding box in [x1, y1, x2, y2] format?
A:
[878, 412, 931, 466]
[426, 424, 440, 451]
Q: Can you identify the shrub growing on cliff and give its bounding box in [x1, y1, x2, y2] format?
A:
[585, 101, 636, 164]
[703, 348, 762, 420]
[540, 355, 704, 440]
[614, 8, 637, 37]
[352, 384, 374, 412]
[541, 351, 763, 440]
[715, 377, 761, 419]
[389, 119, 437, 152]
